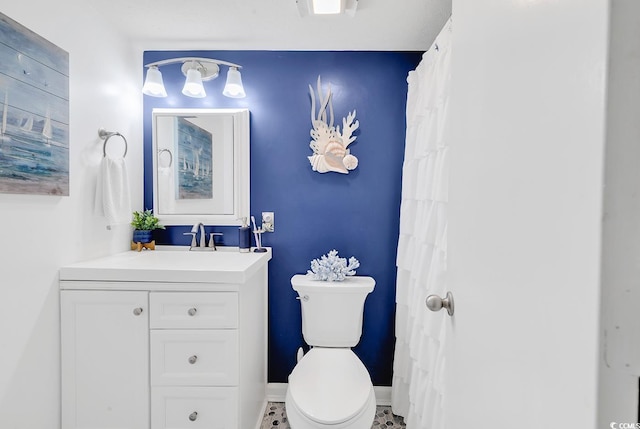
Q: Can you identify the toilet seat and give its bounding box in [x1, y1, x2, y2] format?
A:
[288, 348, 372, 425]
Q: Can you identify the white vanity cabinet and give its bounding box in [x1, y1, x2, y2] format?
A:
[59, 248, 271, 429]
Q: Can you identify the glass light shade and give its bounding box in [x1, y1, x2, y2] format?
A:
[222, 67, 246, 98]
[182, 68, 206, 98]
[142, 66, 167, 97]
[312, 0, 341, 14]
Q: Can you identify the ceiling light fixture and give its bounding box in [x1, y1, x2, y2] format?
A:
[142, 57, 245, 99]
[312, 0, 341, 14]
[296, 0, 358, 16]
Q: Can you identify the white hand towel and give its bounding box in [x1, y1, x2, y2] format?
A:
[95, 156, 131, 227]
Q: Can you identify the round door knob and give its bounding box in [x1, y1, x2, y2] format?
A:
[133, 307, 143, 316]
[188, 411, 198, 421]
[426, 291, 454, 316]
[188, 355, 198, 364]
[188, 307, 197, 316]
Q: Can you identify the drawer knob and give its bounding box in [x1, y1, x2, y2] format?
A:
[188, 411, 198, 421]
[188, 307, 197, 316]
[188, 355, 198, 364]
[133, 307, 143, 316]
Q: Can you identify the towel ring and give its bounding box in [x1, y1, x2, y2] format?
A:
[98, 128, 128, 158]
[158, 148, 173, 168]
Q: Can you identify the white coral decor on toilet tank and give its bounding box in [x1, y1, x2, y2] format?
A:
[306, 249, 360, 281]
[307, 76, 360, 174]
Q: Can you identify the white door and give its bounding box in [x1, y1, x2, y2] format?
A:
[442, 0, 606, 426]
[61, 290, 149, 429]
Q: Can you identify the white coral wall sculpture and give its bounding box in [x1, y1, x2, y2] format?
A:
[308, 76, 360, 174]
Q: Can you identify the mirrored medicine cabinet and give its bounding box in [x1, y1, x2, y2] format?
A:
[152, 108, 250, 226]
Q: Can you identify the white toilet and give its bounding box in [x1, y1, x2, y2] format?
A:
[285, 274, 376, 429]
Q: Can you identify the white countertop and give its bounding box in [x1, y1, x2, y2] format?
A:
[59, 246, 272, 284]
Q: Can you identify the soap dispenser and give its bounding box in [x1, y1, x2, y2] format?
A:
[239, 217, 251, 253]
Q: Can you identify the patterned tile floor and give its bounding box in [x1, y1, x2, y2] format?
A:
[261, 402, 406, 428]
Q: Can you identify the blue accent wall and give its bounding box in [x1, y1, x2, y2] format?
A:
[143, 50, 422, 385]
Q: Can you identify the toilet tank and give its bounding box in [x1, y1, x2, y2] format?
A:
[291, 274, 375, 347]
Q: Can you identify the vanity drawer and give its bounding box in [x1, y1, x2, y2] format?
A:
[151, 330, 238, 386]
[151, 386, 238, 429]
[150, 292, 238, 329]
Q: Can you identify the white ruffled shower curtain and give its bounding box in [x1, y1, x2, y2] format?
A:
[392, 18, 452, 429]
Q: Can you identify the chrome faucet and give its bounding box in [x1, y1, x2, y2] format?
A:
[183, 222, 206, 250]
[183, 223, 223, 251]
[193, 222, 206, 248]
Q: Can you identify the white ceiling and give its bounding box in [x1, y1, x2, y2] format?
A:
[92, 0, 452, 51]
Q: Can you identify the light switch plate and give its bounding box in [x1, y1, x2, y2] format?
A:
[262, 212, 274, 232]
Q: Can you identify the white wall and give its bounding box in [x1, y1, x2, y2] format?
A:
[599, 0, 640, 424]
[448, 0, 608, 425]
[0, 2, 142, 427]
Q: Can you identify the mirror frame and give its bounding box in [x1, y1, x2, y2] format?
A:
[152, 108, 250, 226]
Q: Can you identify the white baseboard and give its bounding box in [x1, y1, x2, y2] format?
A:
[373, 385, 392, 406]
[266, 382, 288, 402]
[266, 383, 392, 406]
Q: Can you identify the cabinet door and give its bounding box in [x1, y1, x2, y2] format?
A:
[61, 290, 149, 429]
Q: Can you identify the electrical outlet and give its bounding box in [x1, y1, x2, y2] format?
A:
[262, 211, 274, 232]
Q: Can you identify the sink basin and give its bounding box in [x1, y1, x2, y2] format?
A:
[59, 246, 272, 284]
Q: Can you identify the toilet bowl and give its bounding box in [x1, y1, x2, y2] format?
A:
[285, 348, 376, 429]
[286, 275, 376, 429]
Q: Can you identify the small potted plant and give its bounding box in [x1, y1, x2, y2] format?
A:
[131, 209, 164, 245]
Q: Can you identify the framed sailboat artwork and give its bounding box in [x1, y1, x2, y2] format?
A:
[0, 13, 69, 196]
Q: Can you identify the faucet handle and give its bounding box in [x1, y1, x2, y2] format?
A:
[208, 232, 223, 249]
[183, 232, 197, 248]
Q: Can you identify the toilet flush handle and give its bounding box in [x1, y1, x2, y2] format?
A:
[296, 295, 309, 302]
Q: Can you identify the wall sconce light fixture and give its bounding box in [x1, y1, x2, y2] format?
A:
[296, 0, 358, 16]
[142, 57, 246, 99]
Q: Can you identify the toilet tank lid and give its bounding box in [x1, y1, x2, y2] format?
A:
[291, 274, 375, 293]
[288, 348, 372, 425]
